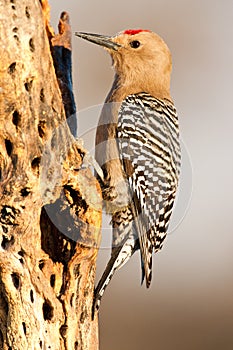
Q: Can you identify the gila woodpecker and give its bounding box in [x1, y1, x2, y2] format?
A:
[75, 29, 181, 316]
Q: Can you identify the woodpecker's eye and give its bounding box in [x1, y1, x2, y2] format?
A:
[130, 40, 141, 49]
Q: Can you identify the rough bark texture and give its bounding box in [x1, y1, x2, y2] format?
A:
[0, 1, 101, 349]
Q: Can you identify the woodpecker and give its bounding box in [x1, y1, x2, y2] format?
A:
[75, 29, 181, 315]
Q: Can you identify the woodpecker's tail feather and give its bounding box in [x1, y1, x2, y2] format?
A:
[140, 253, 153, 288]
[92, 232, 139, 319]
[129, 190, 153, 289]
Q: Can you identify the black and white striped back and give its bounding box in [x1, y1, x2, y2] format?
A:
[116, 92, 181, 285]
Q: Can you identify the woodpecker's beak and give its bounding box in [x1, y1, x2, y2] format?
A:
[75, 32, 121, 51]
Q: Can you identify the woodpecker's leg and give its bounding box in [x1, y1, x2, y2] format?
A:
[92, 215, 139, 318]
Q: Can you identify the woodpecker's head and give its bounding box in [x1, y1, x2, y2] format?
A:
[75, 29, 172, 99]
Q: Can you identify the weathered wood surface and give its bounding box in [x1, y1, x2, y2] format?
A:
[0, 1, 101, 349]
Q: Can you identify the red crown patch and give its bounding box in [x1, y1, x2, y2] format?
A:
[123, 29, 151, 35]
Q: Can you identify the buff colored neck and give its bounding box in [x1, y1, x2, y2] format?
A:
[106, 67, 172, 104]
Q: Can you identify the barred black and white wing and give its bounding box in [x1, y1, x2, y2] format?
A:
[117, 92, 181, 286]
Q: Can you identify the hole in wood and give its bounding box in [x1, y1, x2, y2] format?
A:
[12, 5, 15, 10]
[29, 38, 35, 52]
[22, 322, 26, 335]
[1, 206, 18, 225]
[20, 188, 31, 197]
[18, 251, 24, 264]
[38, 120, 46, 138]
[24, 80, 33, 92]
[31, 157, 41, 175]
[50, 274, 56, 288]
[8, 62, 16, 74]
[39, 260, 45, 270]
[13, 27, 18, 33]
[12, 110, 20, 127]
[39, 341, 43, 348]
[42, 300, 54, 321]
[30, 290, 34, 303]
[60, 325, 68, 338]
[13, 35, 19, 42]
[40, 88, 45, 102]
[74, 341, 79, 349]
[25, 6, 30, 18]
[11, 273, 20, 290]
[70, 293, 74, 307]
[5, 139, 13, 157]
[1, 235, 14, 249]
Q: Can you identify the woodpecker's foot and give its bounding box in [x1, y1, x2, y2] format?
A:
[102, 186, 117, 201]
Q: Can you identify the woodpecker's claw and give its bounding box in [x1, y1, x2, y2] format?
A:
[82, 153, 104, 183]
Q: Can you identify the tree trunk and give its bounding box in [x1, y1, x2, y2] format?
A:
[0, 1, 101, 349]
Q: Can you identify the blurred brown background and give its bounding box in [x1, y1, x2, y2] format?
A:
[50, 1, 233, 349]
